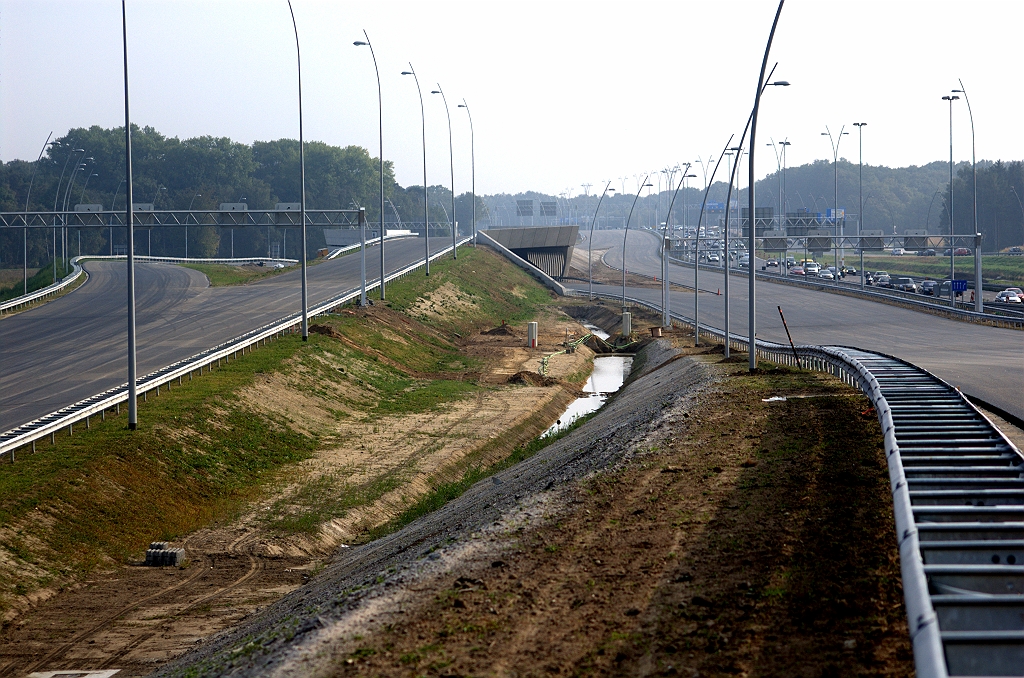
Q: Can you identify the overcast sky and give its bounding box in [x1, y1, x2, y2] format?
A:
[1, 0, 1022, 197]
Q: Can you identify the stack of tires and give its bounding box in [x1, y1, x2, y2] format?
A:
[145, 542, 187, 566]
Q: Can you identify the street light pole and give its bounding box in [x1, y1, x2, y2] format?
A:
[186, 192, 201, 259]
[121, 0, 138, 430]
[286, 0, 310, 339]
[662, 163, 694, 327]
[953, 81, 981, 311]
[431, 85, 457, 259]
[694, 136, 734, 347]
[853, 123, 866, 288]
[24, 133, 54, 294]
[942, 94, 960, 307]
[622, 177, 652, 309]
[587, 181, 614, 300]
[354, 31, 387, 299]
[747, 0, 786, 371]
[821, 125, 848, 273]
[458, 100, 475, 246]
[402, 64, 429, 275]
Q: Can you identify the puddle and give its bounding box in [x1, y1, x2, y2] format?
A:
[542, 323, 631, 437]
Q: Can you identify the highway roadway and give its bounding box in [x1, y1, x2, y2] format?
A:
[580, 229, 1024, 421]
[0, 237, 448, 432]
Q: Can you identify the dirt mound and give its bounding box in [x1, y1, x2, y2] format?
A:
[482, 324, 518, 336]
[307, 323, 343, 339]
[507, 371, 560, 387]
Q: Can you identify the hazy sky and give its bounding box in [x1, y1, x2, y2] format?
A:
[1, 0, 1021, 197]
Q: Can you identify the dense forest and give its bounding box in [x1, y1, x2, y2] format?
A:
[487, 159, 1024, 253]
[0, 125, 485, 267]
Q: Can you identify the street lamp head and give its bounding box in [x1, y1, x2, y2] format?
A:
[942, 95, 960, 101]
[353, 41, 367, 46]
[952, 89, 964, 93]
[401, 71, 413, 75]
[458, 104, 466, 108]
[769, 80, 790, 86]
[854, 122, 867, 127]
[780, 141, 791, 146]
[431, 90, 440, 94]
[685, 174, 697, 178]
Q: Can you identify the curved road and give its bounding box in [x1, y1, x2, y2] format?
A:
[582, 229, 1024, 421]
[0, 238, 448, 432]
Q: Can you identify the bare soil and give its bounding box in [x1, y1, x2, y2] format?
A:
[236, 349, 913, 678]
[0, 304, 593, 677]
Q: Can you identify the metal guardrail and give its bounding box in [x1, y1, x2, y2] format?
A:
[578, 289, 1023, 678]
[657, 255, 1024, 330]
[0, 259, 86, 314]
[0, 237, 470, 461]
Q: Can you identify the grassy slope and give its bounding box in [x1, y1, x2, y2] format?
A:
[180, 263, 292, 286]
[0, 246, 552, 613]
[859, 254, 1024, 286]
[0, 260, 71, 302]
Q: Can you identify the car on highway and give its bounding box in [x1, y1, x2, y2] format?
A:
[790, 266, 805, 276]
[954, 247, 972, 256]
[994, 291, 1022, 304]
[1004, 287, 1023, 297]
[706, 252, 720, 264]
[804, 262, 821, 274]
[919, 248, 937, 256]
[817, 270, 835, 281]
[844, 266, 858, 276]
[785, 256, 796, 267]
[891, 247, 906, 256]
[892, 277, 918, 293]
[875, 274, 892, 288]
[766, 259, 779, 268]
[920, 280, 939, 296]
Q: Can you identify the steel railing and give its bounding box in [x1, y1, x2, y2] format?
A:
[0, 237, 470, 460]
[576, 289, 1023, 678]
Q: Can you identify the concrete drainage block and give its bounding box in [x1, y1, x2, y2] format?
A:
[145, 542, 187, 566]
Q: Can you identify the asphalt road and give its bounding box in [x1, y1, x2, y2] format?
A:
[581, 229, 1024, 421]
[0, 237, 449, 432]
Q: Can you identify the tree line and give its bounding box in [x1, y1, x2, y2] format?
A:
[0, 125, 486, 269]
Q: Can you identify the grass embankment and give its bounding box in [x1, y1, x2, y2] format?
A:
[181, 262, 294, 286]
[0, 260, 72, 303]
[0, 245, 556, 616]
[860, 254, 1024, 286]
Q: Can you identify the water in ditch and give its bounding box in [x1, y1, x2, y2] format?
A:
[542, 323, 632, 437]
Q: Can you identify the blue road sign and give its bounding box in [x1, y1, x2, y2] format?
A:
[952, 279, 968, 292]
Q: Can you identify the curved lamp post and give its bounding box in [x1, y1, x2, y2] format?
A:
[354, 32, 386, 299]
[51, 147, 85, 282]
[942, 94, 960, 307]
[587, 181, 615, 300]
[402, 64, 429, 275]
[661, 163, 693, 327]
[821, 126, 849, 273]
[952, 81, 981, 311]
[457, 99, 475, 245]
[286, 0, 309, 338]
[746, 0, 786, 370]
[431, 84, 457, 259]
[186, 191, 201, 258]
[622, 176, 652, 309]
[694, 136, 734, 346]
[22, 133, 54, 293]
